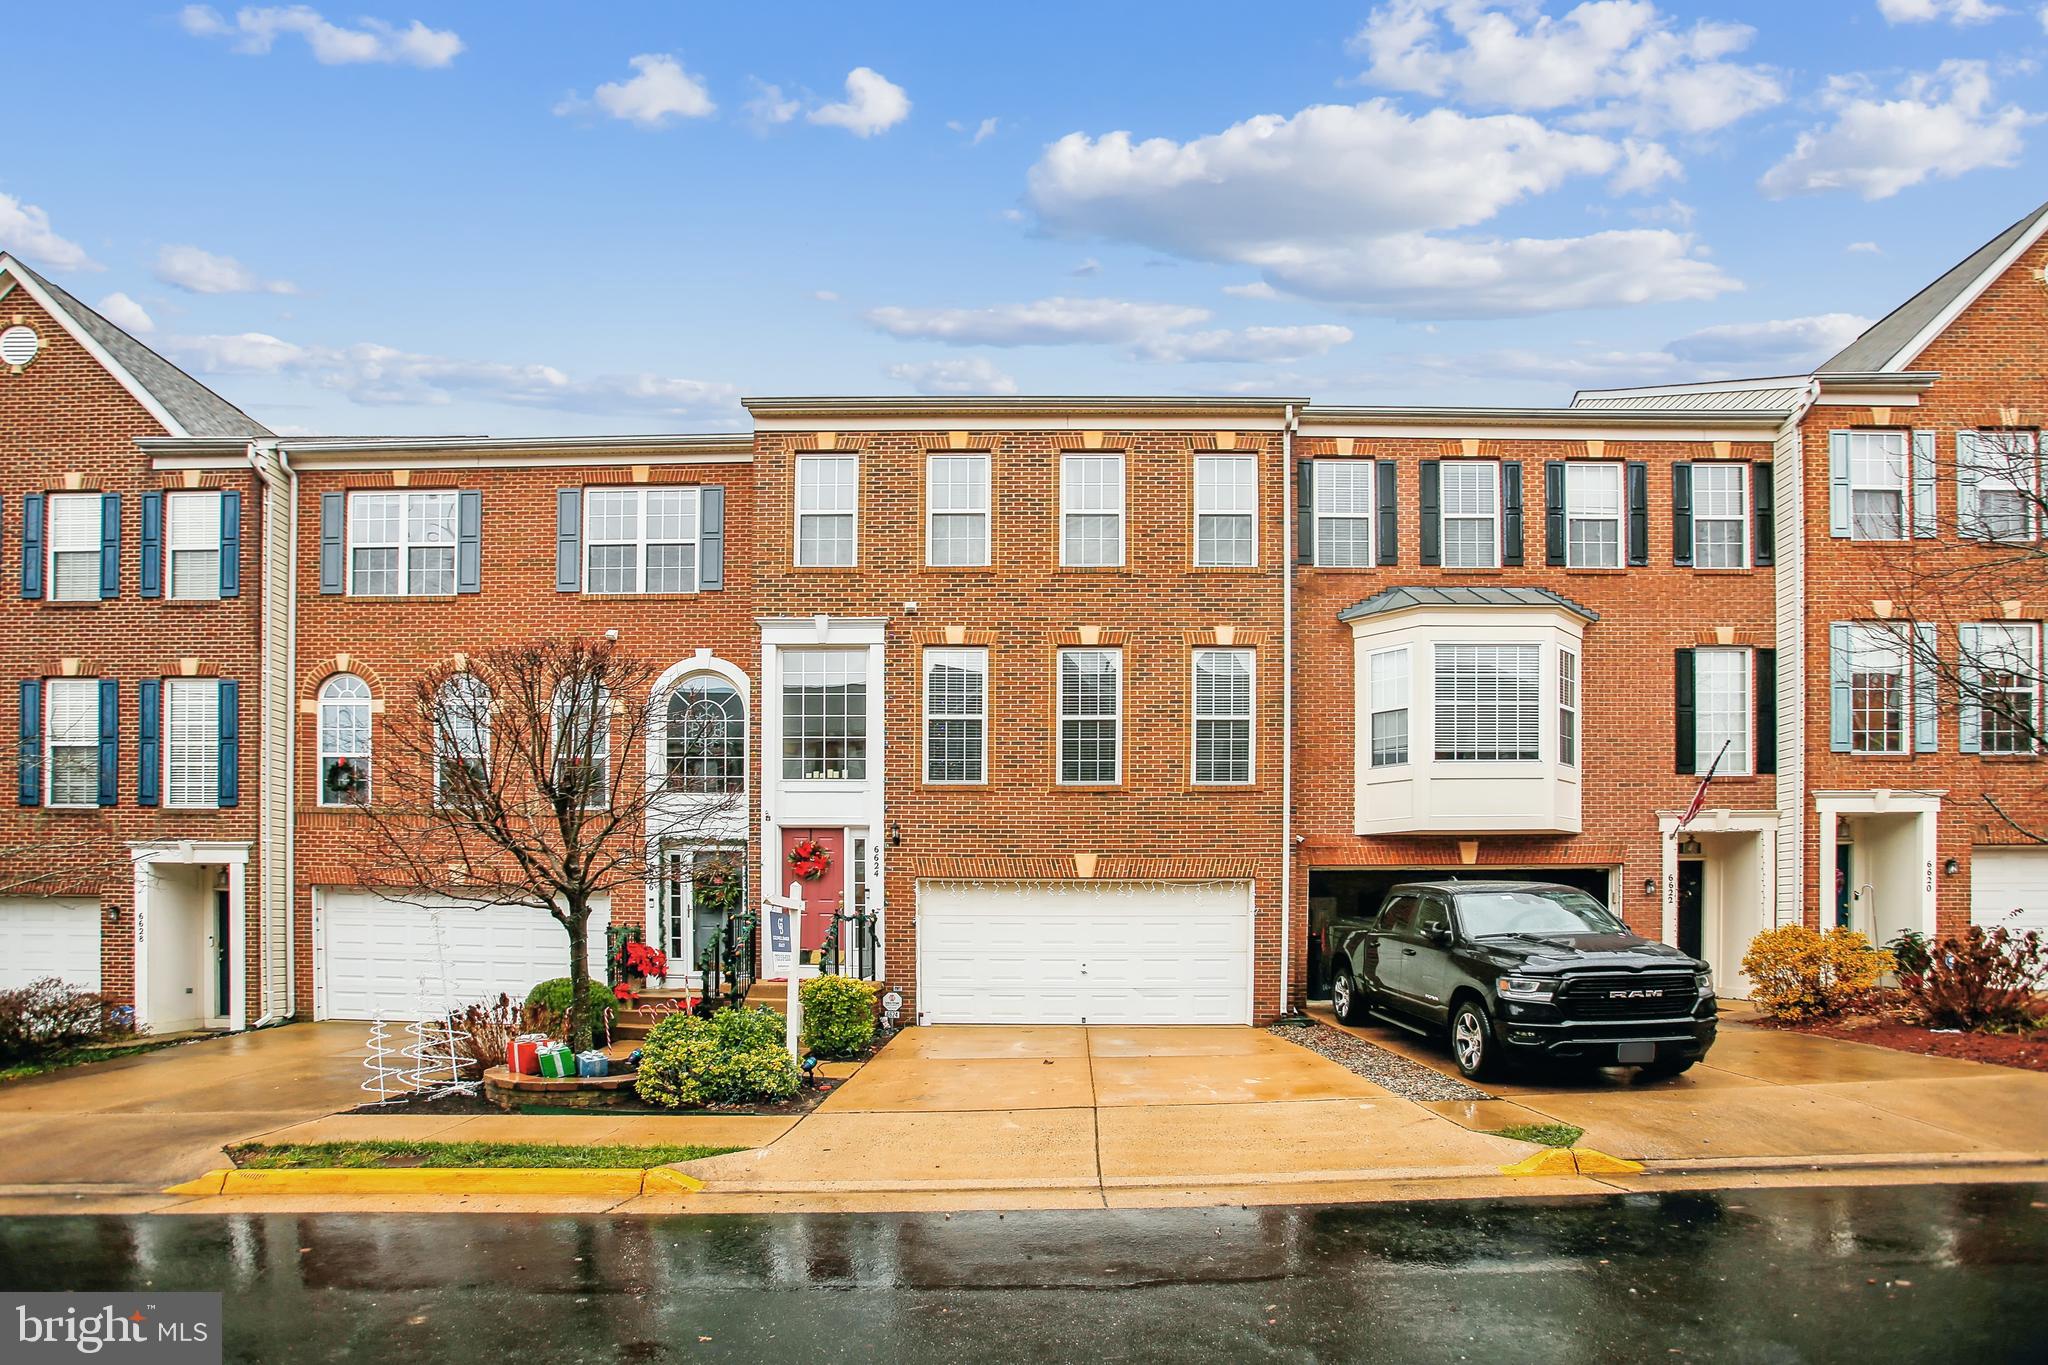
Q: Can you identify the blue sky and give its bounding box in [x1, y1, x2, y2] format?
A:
[5, 1, 2046, 435]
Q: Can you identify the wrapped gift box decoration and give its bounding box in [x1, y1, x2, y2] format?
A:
[507, 1033, 550, 1075]
[535, 1042, 576, 1079]
[576, 1050, 610, 1078]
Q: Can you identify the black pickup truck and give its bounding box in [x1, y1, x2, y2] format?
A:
[1327, 880, 1716, 1080]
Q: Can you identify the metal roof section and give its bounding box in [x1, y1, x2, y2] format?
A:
[1819, 199, 2048, 374]
[1570, 375, 1810, 412]
[744, 394, 1307, 419]
[1337, 584, 1601, 623]
[273, 433, 751, 455]
[1301, 403, 1789, 427]
[0, 254, 271, 440]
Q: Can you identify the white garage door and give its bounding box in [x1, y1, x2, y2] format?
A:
[1971, 848, 2048, 934]
[917, 880, 1252, 1025]
[316, 889, 610, 1020]
[0, 897, 101, 992]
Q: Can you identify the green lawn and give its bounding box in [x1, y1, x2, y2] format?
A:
[226, 1140, 745, 1170]
[1489, 1123, 1585, 1148]
[0, 1039, 190, 1084]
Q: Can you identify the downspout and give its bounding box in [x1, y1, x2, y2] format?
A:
[1279, 403, 1297, 1019]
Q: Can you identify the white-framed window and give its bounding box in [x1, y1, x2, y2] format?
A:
[165, 491, 222, 601]
[1965, 622, 2040, 756]
[1368, 647, 1409, 768]
[781, 650, 866, 780]
[795, 456, 858, 567]
[666, 676, 745, 793]
[1314, 461, 1374, 568]
[1433, 643, 1540, 762]
[44, 679, 98, 807]
[1846, 623, 1909, 755]
[164, 678, 219, 810]
[1558, 648, 1578, 767]
[1693, 464, 1748, 569]
[1694, 648, 1750, 775]
[926, 455, 990, 567]
[1195, 456, 1256, 567]
[552, 679, 609, 806]
[1061, 454, 1125, 567]
[317, 673, 371, 806]
[1193, 647, 1254, 784]
[1564, 462, 1623, 569]
[1846, 432, 1909, 541]
[1958, 430, 2039, 542]
[47, 493, 102, 602]
[349, 490, 457, 596]
[584, 486, 702, 594]
[435, 674, 491, 804]
[1058, 648, 1121, 784]
[1441, 462, 1500, 569]
[924, 648, 987, 784]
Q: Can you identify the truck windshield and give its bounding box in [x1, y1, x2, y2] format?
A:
[1455, 889, 1625, 938]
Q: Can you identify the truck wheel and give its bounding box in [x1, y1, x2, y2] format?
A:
[1450, 1000, 1499, 1081]
[1332, 969, 1365, 1024]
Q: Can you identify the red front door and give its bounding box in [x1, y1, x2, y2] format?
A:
[782, 828, 845, 957]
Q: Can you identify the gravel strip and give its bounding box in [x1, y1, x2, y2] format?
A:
[1270, 1020, 1493, 1102]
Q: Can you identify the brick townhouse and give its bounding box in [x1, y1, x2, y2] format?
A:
[1, 199, 2044, 1030]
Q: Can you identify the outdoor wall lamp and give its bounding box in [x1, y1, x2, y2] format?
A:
[889, 823, 902, 847]
[1944, 857, 1960, 877]
[1643, 877, 1657, 898]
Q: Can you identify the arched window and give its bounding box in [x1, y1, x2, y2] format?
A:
[434, 674, 491, 804]
[318, 674, 371, 806]
[667, 677, 745, 792]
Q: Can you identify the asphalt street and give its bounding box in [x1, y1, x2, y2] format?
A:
[2, 1182, 2044, 1362]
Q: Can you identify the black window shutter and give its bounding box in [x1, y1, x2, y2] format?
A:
[1544, 462, 1566, 566]
[1296, 460, 1314, 565]
[318, 492, 344, 594]
[1501, 461, 1524, 566]
[1626, 461, 1649, 566]
[1672, 464, 1693, 566]
[98, 493, 121, 599]
[1674, 649, 1697, 774]
[1375, 461, 1398, 565]
[21, 494, 42, 600]
[220, 491, 241, 597]
[1755, 648, 1777, 775]
[1418, 461, 1441, 566]
[1752, 463, 1775, 567]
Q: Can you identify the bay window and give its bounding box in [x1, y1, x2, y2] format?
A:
[1369, 647, 1409, 768]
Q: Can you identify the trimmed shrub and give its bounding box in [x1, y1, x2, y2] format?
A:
[1740, 926, 1891, 1022]
[525, 977, 616, 1046]
[635, 1006, 799, 1109]
[0, 978, 137, 1065]
[1892, 925, 2047, 1031]
[800, 976, 879, 1059]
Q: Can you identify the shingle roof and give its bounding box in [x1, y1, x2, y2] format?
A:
[1, 257, 270, 439]
[1337, 585, 1600, 622]
[1819, 200, 2048, 375]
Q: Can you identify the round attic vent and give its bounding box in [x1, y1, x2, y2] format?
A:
[0, 326, 39, 368]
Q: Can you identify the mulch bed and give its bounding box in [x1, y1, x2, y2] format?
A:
[1270, 1019, 1492, 1102]
[1751, 1015, 2048, 1073]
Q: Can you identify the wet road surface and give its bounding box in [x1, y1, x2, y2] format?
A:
[2, 1183, 2045, 1362]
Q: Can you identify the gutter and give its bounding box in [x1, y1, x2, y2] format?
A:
[1279, 403, 1297, 1020]
[244, 438, 298, 1028]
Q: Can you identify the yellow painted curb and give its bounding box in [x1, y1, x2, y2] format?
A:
[1500, 1148, 1578, 1177]
[1570, 1148, 1645, 1175]
[642, 1167, 706, 1195]
[162, 1168, 704, 1198]
[164, 1171, 228, 1197]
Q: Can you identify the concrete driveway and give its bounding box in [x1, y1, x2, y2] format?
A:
[0, 1022, 372, 1195]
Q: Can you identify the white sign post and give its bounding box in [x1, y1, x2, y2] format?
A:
[762, 880, 805, 1062]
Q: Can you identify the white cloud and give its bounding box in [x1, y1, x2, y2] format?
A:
[1351, 0, 1783, 135]
[1665, 313, 1873, 368]
[178, 5, 461, 67]
[865, 296, 1208, 346]
[1413, 311, 1875, 389]
[167, 332, 738, 417]
[1026, 101, 1737, 318]
[811, 289, 840, 302]
[1759, 61, 2037, 200]
[1612, 138, 1683, 193]
[1877, 0, 2008, 22]
[558, 54, 715, 127]
[154, 244, 296, 296]
[1070, 258, 1103, 277]
[808, 67, 911, 137]
[744, 79, 801, 129]
[1847, 240, 1883, 254]
[96, 293, 154, 334]
[0, 192, 98, 271]
[1222, 281, 1280, 300]
[1133, 324, 1355, 363]
[887, 357, 1019, 395]
[971, 117, 998, 145]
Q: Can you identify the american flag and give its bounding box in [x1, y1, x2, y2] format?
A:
[1673, 740, 1732, 837]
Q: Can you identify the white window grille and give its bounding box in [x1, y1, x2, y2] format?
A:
[1958, 430, 2038, 542]
[585, 487, 701, 593]
[45, 679, 98, 807]
[48, 493, 101, 602]
[795, 457, 858, 567]
[165, 491, 222, 600]
[1061, 455, 1125, 567]
[164, 678, 219, 809]
[1369, 647, 1409, 768]
[926, 455, 990, 567]
[1558, 649, 1578, 767]
[350, 490, 457, 595]
[924, 648, 987, 783]
[1441, 462, 1499, 569]
[1692, 465, 1748, 569]
[1433, 643, 1540, 761]
[1314, 462, 1374, 567]
[1193, 647, 1253, 783]
[1565, 463, 1622, 569]
[1966, 623, 2039, 755]
[1847, 624, 1909, 755]
[1847, 432, 1909, 541]
[1694, 648, 1750, 775]
[1195, 456, 1256, 566]
[781, 650, 866, 780]
[318, 673, 371, 805]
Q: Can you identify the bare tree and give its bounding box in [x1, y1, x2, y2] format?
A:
[339, 637, 744, 1048]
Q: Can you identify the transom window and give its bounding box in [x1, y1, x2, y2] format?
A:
[165, 491, 222, 601]
[1433, 643, 1540, 762]
[1369, 647, 1410, 768]
[47, 493, 102, 602]
[666, 677, 745, 793]
[585, 487, 702, 594]
[1314, 461, 1374, 567]
[1195, 456, 1256, 567]
[44, 679, 98, 807]
[165, 678, 219, 810]
[1558, 649, 1578, 767]
[1058, 648, 1121, 784]
[1564, 463, 1622, 568]
[1441, 462, 1500, 569]
[318, 673, 371, 806]
[1959, 430, 2039, 542]
[795, 457, 858, 567]
[1846, 624, 1909, 755]
[1694, 648, 1750, 775]
[1693, 465, 1748, 569]
[926, 455, 990, 567]
[1061, 455, 1125, 567]
[435, 674, 492, 804]
[1193, 647, 1253, 783]
[1965, 623, 2039, 755]
[781, 650, 866, 780]
[924, 648, 987, 784]
[350, 491, 457, 595]
[1847, 432, 1909, 541]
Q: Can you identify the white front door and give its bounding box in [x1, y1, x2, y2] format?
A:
[916, 880, 1253, 1025]
[0, 897, 100, 992]
[316, 889, 610, 1020]
[1970, 847, 2048, 933]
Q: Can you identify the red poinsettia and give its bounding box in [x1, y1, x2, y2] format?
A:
[788, 837, 832, 882]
